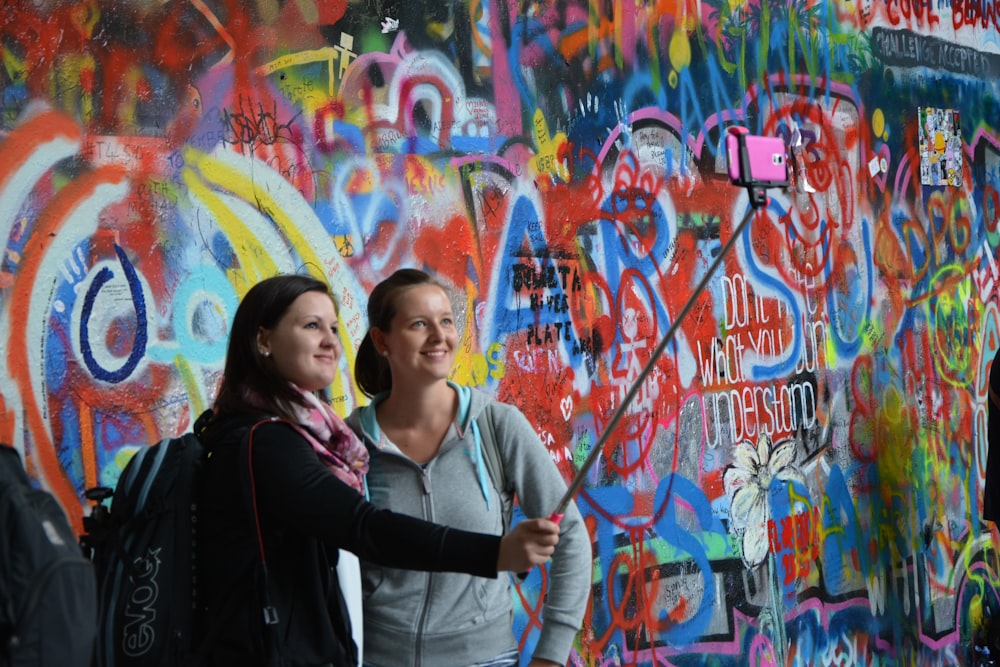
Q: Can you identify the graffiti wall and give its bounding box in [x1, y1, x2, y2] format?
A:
[2, 0, 999, 664]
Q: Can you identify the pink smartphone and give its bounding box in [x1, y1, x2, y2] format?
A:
[725, 132, 789, 186]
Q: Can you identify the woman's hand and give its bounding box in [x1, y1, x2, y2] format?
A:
[497, 518, 560, 572]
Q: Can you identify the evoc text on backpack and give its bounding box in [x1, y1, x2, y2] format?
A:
[0, 444, 97, 667]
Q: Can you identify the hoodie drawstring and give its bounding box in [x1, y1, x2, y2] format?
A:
[470, 419, 492, 510]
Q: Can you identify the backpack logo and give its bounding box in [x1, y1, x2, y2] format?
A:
[123, 547, 162, 657]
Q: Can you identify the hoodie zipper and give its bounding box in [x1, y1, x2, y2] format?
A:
[413, 466, 435, 667]
[361, 412, 466, 667]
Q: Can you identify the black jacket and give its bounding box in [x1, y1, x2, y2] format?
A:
[197, 414, 501, 666]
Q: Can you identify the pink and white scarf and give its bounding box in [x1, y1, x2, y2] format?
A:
[246, 384, 369, 493]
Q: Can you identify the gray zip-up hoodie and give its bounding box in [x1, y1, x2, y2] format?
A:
[345, 383, 591, 667]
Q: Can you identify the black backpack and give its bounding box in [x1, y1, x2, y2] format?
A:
[0, 445, 97, 667]
[82, 410, 215, 667]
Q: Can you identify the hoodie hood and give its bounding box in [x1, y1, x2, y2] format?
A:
[350, 382, 496, 508]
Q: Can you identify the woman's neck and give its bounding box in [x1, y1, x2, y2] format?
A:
[375, 381, 457, 463]
[377, 380, 455, 431]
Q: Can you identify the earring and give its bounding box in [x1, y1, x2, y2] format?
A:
[261, 350, 271, 358]
[381, 350, 389, 357]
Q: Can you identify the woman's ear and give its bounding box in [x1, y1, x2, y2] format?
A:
[370, 327, 388, 357]
[257, 327, 271, 356]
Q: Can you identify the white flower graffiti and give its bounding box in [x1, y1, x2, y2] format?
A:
[723, 432, 805, 568]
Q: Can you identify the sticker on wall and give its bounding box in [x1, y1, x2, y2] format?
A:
[918, 107, 962, 187]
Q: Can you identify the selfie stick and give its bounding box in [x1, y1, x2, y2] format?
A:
[547, 193, 769, 523]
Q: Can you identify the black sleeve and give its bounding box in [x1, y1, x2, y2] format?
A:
[245, 421, 499, 577]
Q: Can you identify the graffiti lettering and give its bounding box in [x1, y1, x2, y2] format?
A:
[512, 263, 582, 292]
[871, 27, 1000, 77]
[952, 0, 1000, 31]
[704, 378, 816, 444]
[222, 96, 299, 147]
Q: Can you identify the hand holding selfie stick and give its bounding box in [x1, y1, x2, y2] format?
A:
[546, 127, 787, 524]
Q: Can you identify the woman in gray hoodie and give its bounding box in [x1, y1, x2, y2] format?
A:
[346, 269, 591, 667]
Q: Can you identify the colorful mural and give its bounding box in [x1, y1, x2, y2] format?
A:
[2, 0, 999, 664]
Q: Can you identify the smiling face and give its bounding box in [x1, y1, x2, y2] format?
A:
[257, 290, 341, 393]
[372, 284, 457, 387]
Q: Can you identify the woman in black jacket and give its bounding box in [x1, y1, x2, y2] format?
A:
[198, 274, 559, 666]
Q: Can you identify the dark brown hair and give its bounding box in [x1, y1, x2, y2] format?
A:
[214, 274, 335, 420]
